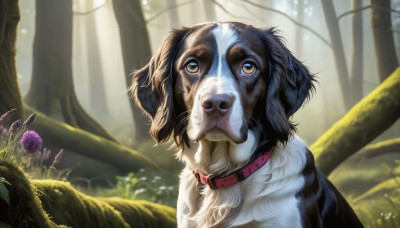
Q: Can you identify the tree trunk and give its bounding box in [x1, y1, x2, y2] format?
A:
[25, 106, 157, 172]
[86, 0, 109, 120]
[311, 67, 400, 175]
[112, 0, 152, 144]
[167, 0, 180, 28]
[0, 0, 22, 121]
[371, 0, 399, 82]
[25, 0, 115, 141]
[351, 0, 363, 104]
[203, 0, 217, 21]
[321, 0, 352, 110]
[295, 0, 304, 55]
[352, 137, 400, 161]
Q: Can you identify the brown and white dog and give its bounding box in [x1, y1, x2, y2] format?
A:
[131, 22, 363, 228]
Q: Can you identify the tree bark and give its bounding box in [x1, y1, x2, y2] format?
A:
[25, 0, 115, 141]
[351, 0, 363, 104]
[0, 0, 22, 121]
[371, 0, 399, 82]
[112, 0, 152, 144]
[321, 0, 352, 110]
[311, 67, 400, 175]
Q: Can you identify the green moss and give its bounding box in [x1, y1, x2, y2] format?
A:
[329, 153, 400, 196]
[311, 67, 400, 174]
[23, 105, 158, 172]
[33, 180, 129, 228]
[102, 198, 177, 228]
[0, 148, 177, 227]
[0, 150, 65, 228]
[363, 137, 400, 152]
[353, 188, 400, 228]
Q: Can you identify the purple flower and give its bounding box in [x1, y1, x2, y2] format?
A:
[19, 130, 42, 153]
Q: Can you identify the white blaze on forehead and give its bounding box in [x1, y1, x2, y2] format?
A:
[212, 23, 237, 77]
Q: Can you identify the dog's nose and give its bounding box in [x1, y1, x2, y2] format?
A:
[201, 94, 233, 116]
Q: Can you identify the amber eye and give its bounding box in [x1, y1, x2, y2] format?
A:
[241, 61, 257, 75]
[185, 60, 199, 74]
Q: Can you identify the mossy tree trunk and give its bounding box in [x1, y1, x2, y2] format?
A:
[25, 0, 115, 141]
[352, 137, 400, 161]
[0, 0, 22, 121]
[311, 68, 400, 175]
[371, 0, 399, 82]
[25, 105, 157, 172]
[112, 0, 152, 144]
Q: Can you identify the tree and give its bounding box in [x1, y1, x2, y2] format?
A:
[320, 0, 352, 110]
[203, 0, 217, 21]
[0, 0, 22, 121]
[112, 0, 153, 144]
[351, 0, 363, 104]
[84, 0, 109, 121]
[371, 0, 399, 82]
[311, 68, 400, 175]
[25, 0, 114, 141]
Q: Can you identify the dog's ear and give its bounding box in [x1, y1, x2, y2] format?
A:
[259, 27, 315, 142]
[131, 27, 190, 144]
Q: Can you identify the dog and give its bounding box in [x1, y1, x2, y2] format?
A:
[131, 22, 363, 228]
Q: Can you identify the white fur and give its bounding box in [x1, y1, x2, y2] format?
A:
[178, 23, 307, 227]
[177, 135, 308, 228]
[188, 76, 244, 143]
[212, 23, 237, 78]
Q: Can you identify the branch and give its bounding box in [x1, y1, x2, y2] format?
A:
[242, 0, 331, 48]
[74, 0, 108, 16]
[210, 0, 253, 21]
[338, 5, 400, 21]
[311, 68, 400, 175]
[24, 106, 158, 172]
[146, 0, 198, 24]
[352, 137, 400, 161]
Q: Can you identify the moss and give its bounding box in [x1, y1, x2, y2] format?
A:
[311, 67, 400, 174]
[102, 198, 177, 228]
[353, 186, 400, 227]
[0, 149, 177, 227]
[0, 150, 65, 228]
[329, 153, 400, 196]
[24, 105, 158, 172]
[33, 180, 129, 228]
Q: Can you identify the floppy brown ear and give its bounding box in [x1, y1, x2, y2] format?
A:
[131, 27, 190, 144]
[259, 27, 315, 143]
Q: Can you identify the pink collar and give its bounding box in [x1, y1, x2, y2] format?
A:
[192, 150, 273, 190]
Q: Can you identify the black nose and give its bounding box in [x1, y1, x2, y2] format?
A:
[201, 94, 233, 116]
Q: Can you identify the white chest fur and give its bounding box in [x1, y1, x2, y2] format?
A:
[177, 136, 308, 228]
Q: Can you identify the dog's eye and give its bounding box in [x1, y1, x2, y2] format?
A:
[185, 60, 199, 74]
[241, 61, 257, 75]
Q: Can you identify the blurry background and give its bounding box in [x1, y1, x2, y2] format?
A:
[4, 0, 400, 226]
[17, 0, 399, 145]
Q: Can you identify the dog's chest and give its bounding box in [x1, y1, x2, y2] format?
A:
[180, 168, 305, 228]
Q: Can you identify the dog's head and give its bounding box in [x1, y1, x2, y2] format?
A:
[131, 22, 314, 149]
